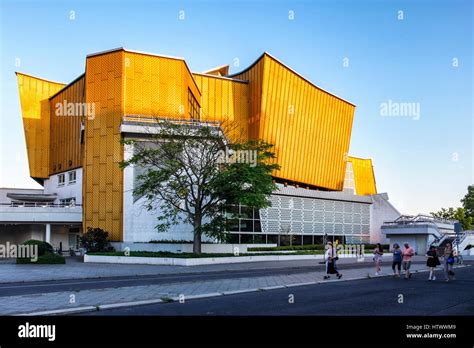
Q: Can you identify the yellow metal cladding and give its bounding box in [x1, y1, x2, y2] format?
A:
[348, 156, 377, 195]
[17, 48, 365, 242]
[123, 51, 201, 120]
[231, 53, 355, 191]
[230, 57, 265, 140]
[192, 73, 249, 142]
[15, 73, 65, 180]
[49, 75, 85, 174]
[84, 50, 124, 241]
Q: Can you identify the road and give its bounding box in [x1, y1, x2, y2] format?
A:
[82, 265, 474, 316]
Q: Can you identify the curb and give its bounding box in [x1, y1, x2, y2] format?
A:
[15, 264, 471, 316]
[18, 306, 98, 316]
[222, 288, 260, 295]
[98, 298, 164, 310]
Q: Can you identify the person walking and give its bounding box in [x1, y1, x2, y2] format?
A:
[373, 243, 384, 275]
[323, 241, 342, 280]
[402, 242, 415, 279]
[426, 245, 440, 281]
[443, 242, 455, 282]
[391, 243, 402, 277]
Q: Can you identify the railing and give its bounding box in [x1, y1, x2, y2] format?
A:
[384, 214, 456, 226]
[0, 202, 82, 208]
[453, 231, 473, 250]
[431, 234, 449, 247]
[123, 115, 221, 128]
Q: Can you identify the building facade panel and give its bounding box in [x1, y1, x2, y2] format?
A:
[193, 74, 249, 142]
[16, 73, 65, 180]
[348, 156, 377, 195]
[49, 75, 85, 175]
[123, 51, 201, 121]
[84, 50, 124, 241]
[230, 54, 355, 191]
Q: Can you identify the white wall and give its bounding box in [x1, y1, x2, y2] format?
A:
[122, 144, 207, 243]
[43, 168, 83, 205]
[110, 242, 276, 253]
[370, 193, 401, 244]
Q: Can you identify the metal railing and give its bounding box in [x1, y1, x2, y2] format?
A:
[453, 231, 473, 249]
[123, 115, 221, 128]
[0, 202, 82, 208]
[384, 214, 456, 227]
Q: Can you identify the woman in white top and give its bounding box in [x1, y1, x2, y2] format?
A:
[323, 241, 342, 280]
[373, 243, 384, 275]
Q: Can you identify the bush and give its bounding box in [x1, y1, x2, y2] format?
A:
[17, 252, 65, 264]
[80, 227, 111, 253]
[22, 239, 53, 256]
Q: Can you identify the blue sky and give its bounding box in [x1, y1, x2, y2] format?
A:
[0, 0, 472, 215]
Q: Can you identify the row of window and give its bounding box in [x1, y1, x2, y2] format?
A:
[188, 88, 200, 120]
[58, 170, 76, 186]
[223, 233, 370, 245]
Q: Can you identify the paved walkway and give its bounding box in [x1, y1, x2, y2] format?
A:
[1, 261, 467, 315]
[0, 255, 431, 283]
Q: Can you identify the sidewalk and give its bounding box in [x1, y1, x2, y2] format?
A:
[1, 262, 468, 315]
[0, 255, 429, 283]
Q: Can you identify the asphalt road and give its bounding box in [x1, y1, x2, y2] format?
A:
[0, 260, 421, 297]
[83, 265, 474, 316]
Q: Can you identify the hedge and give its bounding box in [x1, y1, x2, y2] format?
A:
[17, 252, 66, 264]
[22, 239, 53, 256]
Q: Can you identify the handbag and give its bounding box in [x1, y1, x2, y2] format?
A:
[332, 247, 339, 261]
[447, 256, 454, 264]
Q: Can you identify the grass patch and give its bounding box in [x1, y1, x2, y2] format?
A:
[160, 296, 175, 302]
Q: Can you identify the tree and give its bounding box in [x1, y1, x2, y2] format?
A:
[430, 207, 472, 231]
[120, 120, 280, 254]
[80, 227, 110, 252]
[461, 185, 474, 219]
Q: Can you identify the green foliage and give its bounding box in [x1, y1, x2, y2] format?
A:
[80, 227, 111, 253]
[17, 252, 65, 264]
[461, 185, 474, 220]
[431, 207, 472, 231]
[22, 239, 53, 256]
[120, 120, 280, 253]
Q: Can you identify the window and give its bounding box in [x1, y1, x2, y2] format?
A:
[58, 174, 65, 186]
[60, 198, 76, 206]
[68, 170, 76, 184]
[80, 122, 85, 145]
[188, 88, 200, 120]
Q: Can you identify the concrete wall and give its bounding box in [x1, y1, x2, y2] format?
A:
[369, 193, 400, 244]
[43, 168, 83, 205]
[122, 144, 214, 243]
[0, 206, 82, 223]
[110, 242, 275, 253]
[384, 233, 436, 255]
